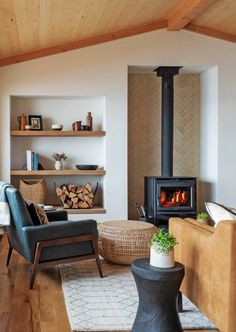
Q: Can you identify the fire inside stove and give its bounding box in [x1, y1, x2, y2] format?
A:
[160, 187, 190, 207]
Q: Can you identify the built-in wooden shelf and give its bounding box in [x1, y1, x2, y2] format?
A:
[11, 169, 106, 176]
[10, 130, 106, 137]
[56, 205, 106, 214]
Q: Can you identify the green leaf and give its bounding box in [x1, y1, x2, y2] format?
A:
[148, 229, 178, 254]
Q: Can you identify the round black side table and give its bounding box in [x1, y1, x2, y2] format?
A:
[131, 258, 185, 332]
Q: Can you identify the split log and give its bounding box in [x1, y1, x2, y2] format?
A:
[85, 183, 92, 192]
[83, 194, 90, 202]
[72, 202, 79, 209]
[87, 198, 93, 207]
[76, 186, 83, 194]
[78, 193, 84, 201]
[61, 185, 69, 196]
[71, 196, 79, 203]
[56, 187, 63, 196]
[68, 184, 76, 193]
[78, 201, 89, 209]
[69, 192, 77, 198]
[82, 188, 89, 195]
[60, 193, 67, 204]
[67, 200, 73, 208]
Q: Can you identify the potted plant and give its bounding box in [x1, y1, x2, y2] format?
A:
[196, 212, 209, 224]
[148, 228, 178, 268]
[52, 152, 68, 170]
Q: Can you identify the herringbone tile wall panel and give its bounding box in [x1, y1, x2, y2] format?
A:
[128, 74, 200, 219]
[174, 75, 200, 176]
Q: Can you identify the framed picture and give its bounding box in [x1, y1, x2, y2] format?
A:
[28, 115, 43, 130]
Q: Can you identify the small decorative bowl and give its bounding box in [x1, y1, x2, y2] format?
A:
[25, 125, 32, 130]
[80, 125, 88, 131]
[52, 124, 63, 131]
[76, 165, 98, 170]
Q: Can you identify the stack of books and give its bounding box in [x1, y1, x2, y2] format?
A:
[26, 150, 39, 170]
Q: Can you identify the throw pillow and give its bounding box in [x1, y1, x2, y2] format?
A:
[205, 201, 236, 227]
[25, 201, 49, 225]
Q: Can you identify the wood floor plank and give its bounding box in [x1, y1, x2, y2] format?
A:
[0, 235, 219, 332]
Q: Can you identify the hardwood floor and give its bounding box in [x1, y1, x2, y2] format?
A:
[0, 235, 219, 332]
[0, 235, 71, 332]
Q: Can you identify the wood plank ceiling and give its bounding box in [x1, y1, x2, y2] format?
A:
[0, 0, 235, 67]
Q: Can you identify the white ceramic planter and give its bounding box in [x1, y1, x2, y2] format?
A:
[55, 160, 62, 170]
[150, 246, 174, 268]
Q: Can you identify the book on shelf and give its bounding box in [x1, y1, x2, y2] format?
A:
[33, 152, 39, 170]
[26, 150, 39, 170]
[26, 150, 32, 170]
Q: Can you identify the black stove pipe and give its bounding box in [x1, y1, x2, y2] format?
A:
[153, 66, 182, 177]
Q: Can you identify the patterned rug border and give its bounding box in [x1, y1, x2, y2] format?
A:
[60, 260, 217, 332]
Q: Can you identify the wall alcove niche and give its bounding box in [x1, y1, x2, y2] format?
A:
[10, 95, 106, 215]
[128, 65, 218, 220]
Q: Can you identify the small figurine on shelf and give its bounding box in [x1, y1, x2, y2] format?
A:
[86, 112, 93, 131]
[52, 152, 68, 170]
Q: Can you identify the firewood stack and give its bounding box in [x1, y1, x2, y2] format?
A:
[55, 183, 95, 209]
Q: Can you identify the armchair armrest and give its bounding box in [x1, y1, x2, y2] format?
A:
[169, 217, 214, 232]
[46, 210, 68, 222]
[23, 219, 97, 241]
[22, 219, 98, 262]
[183, 218, 214, 232]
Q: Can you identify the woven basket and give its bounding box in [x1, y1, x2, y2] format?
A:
[19, 178, 46, 204]
[98, 220, 158, 265]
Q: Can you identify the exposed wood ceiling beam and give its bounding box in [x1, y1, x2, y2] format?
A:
[168, 0, 219, 31]
[0, 20, 167, 68]
[185, 23, 236, 43]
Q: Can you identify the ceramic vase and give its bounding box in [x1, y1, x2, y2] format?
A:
[55, 160, 62, 170]
[150, 246, 174, 268]
[86, 112, 93, 131]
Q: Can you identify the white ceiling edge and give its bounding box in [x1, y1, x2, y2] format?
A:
[128, 65, 211, 74]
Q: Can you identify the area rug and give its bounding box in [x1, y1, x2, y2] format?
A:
[60, 260, 217, 331]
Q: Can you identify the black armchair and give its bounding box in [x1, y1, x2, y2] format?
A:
[5, 184, 103, 288]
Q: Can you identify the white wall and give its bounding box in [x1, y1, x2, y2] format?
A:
[200, 67, 218, 209]
[1, 29, 236, 220]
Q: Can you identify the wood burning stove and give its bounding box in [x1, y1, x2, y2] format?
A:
[142, 66, 197, 226]
[145, 176, 197, 225]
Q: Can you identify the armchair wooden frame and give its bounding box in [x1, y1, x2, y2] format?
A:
[6, 234, 103, 289]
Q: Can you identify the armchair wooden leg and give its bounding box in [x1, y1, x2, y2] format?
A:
[30, 242, 41, 289]
[92, 238, 103, 278]
[6, 245, 13, 267]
